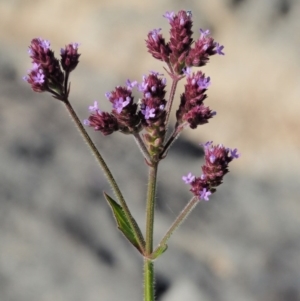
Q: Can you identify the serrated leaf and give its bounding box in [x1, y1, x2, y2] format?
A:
[104, 192, 141, 252]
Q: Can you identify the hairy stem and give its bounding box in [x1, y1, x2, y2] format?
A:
[154, 196, 199, 253]
[145, 163, 158, 254]
[144, 162, 158, 301]
[164, 77, 179, 129]
[63, 99, 145, 252]
[144, 258, 155, 301]
[160, 124, 184, 159]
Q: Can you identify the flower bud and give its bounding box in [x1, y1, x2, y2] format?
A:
[60, 43, 81, 73]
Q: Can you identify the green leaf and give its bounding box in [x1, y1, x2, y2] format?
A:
[151, 244, 168, 260]
[104, 192, 142, 252]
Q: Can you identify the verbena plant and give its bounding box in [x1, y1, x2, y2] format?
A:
[23, 10, 239, 301]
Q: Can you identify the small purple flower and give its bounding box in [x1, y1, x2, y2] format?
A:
[30, 62, 40, 71]
[150, 71, 163, 76]
[163, 11, 175, 21]
[38, 38, 51, 51]
[32, 70, 45, 84]
[138, 77, 148, 92]
[182, 172, 195, 184]
[209, 154, 216, 164]
[215, 42, 225, 55]
[113, 97, 130, 114]
[72, 42, 80, 49]
[83, 119, 90, 126]
[141, 106, 156, 119]
[105, 91, 112, 99]
[23, 63, 48, 93]
[200, 29, 210, 39]
[199, 188, 211, 201]
[197, 76, 211, 89]
[88, 101, 100, 113]
[151, 86, 157, 92]
[126, 79, 138, 90]
[183, 67, 192, 77]
[202, 141, 213, 149]
[28, 48, 34, 56]
[150, 28, 162, 41]
[229, 148, 240, 159]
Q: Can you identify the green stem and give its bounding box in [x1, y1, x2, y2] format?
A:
[164, 77, 179, 129]
[153, 196, 199, 254]
[144, 162, 158, 301]
[63, 99, 145, 252]
[145, 163, 158, 254]
[160, 124, 184, 159]
[144, 258, 155, 301]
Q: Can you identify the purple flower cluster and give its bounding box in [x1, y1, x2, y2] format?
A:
[182, 142, 240, 201]
[60, 42, 81, 73]
[138, 72, 167, 125]
[24, 10, 239, 198]
[23, 38, 80, 98]
[84, 72, 167, 148]
[84, 85, 140, 135]
[176, 69, 216, 129]
[83, 101, 118, 136]
[138, 72, 167, 159]
[146, 10, 224, 74]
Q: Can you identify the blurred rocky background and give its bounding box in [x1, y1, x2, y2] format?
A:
[0, 0, 300, 300]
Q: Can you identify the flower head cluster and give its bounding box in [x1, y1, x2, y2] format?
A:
[146, 28, 170, 63]
[83, 101, 119, 136]
[138, 72, 167, 159]
[146, 10, 224, 74]
[138, 72, 167, 126]
[84, 72, 169, 158]
[84, 72, 168, 160]
[185, 29, 224, 68]
[176, 69, 216, 129]
[23, 38, 80, 98]
[182, 142, 240, 201]
[84, 84, 141, 135]
[60, 42, 81, 73]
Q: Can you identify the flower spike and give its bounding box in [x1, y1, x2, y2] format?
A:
[184, 142, 239, 201]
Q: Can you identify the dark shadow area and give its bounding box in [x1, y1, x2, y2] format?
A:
[229, 0, 247, 8]
[60, 215, 116, 267]
[277, 0, 292, 16]
[10, 137, 55, 165]
[156, 273, 170, 300]
[169, 135, 204, 159]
